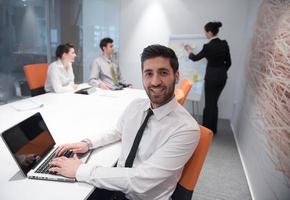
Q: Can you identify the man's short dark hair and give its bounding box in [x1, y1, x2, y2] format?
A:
[141, 44, 179, 73]
[100, 37, 113, 51]
[55, 43, 74, 59]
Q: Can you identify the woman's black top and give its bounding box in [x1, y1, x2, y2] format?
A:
[189, 38, 231, 81]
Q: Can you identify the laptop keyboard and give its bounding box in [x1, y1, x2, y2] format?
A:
[35, 149, 74, 174]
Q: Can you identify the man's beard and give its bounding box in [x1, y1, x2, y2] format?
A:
[145, 78, 176, 108]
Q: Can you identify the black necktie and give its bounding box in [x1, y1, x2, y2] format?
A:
[125, 109, 153, 167]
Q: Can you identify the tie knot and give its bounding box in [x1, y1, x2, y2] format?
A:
[147, 109, 153, 117]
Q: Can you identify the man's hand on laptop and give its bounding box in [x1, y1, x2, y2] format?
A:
[56, 142, 89, 157]
[49, 154, 82, 178]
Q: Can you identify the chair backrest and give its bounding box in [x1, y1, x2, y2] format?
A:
[172, 125, 213, 200]
[175, 79, 193, 105]
[23, 63, 48, 96]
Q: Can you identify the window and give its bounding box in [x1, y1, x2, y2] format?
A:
[0, 0, 120, 104]
[0, 0, 48, 103]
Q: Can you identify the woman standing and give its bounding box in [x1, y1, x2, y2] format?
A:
[184, 22, 231, 134]
[45, 43, 78, 93]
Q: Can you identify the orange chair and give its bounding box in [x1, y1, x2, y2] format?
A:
[175, 79, 193, 105]
[23, 63, 48, 96]
[172, 125, 213, 200]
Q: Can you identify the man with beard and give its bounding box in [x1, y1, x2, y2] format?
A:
[49, 44, 200, 200]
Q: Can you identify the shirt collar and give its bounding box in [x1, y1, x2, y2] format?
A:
[102, 55, 112, 63]
[143, 97, 179, 121]
[56, 59, 65, 68]
[56, 59, 72, 69]
[209, 36, 218, 41]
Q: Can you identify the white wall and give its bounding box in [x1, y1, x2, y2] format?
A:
[232, 0, 290, 199]
[231, 0, 263, 131]
[119, 0, 251, 119]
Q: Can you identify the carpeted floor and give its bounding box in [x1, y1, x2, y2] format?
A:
[191, 118, 252, 200]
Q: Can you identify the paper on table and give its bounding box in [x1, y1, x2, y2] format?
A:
[10, 99, 44, 111]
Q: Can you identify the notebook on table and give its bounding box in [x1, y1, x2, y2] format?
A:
[110, 83, 131, 90]
[110, 84, 123, 90]
[1, 112, 91, 182]
[75, 87, 96, 95]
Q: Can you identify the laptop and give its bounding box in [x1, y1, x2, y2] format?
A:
[1, 112, 91, 182]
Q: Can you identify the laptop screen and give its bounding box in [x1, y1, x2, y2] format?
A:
[1, 112, 55, 175]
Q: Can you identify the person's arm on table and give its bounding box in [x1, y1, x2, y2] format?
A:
[89, 59, 110, 90]
[116, 65, 132, 88]
[50, 128, 122, 177]
[76, 129, 199, 197]
[55, 127, 122, 156]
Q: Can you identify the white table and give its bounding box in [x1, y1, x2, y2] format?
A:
[0, 86, 147, 200]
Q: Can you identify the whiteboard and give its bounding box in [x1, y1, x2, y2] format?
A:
[169, 34, 208, 101]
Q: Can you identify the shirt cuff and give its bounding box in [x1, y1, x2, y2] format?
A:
[76, 163, 95, 182]
[89, 79, 99, 87]
[81, 139, 93, 150]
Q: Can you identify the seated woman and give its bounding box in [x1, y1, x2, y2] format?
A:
[45, 43, 78, 93]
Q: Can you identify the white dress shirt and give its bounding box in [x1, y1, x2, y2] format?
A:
[45, 59, 75, 93]
[76, 97, 200, 200]
[88, 55, 125, 87]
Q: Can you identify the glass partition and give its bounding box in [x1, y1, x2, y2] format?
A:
[0, 0, 48, 104]
[82, 0, 120, 82]
[0, 0, 120, 104]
